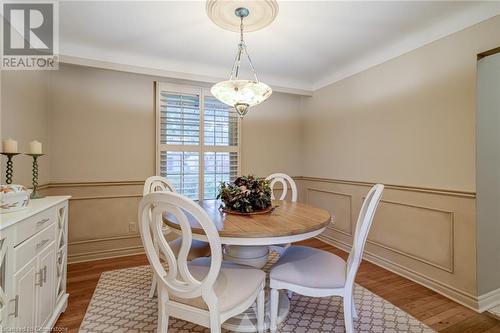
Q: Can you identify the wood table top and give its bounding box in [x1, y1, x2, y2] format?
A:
[163, 200, 331, 239]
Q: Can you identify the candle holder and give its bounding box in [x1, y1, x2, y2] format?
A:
[26, 153, 44, 199]
[1, 152, 20, 185]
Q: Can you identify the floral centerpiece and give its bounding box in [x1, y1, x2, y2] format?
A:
[217, 175, 272, 214]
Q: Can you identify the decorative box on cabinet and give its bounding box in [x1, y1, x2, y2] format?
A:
[0, 196, 70, 332]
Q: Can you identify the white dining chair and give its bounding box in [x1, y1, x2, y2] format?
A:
[139, 192, 266, 333]
[269, 184, 384, 333]
[265, 173, 298, 256]
[265, 173, 298, 202]
[144, 176, 210, 298]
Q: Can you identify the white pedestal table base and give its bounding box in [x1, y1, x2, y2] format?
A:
[222, 245, 290, 332]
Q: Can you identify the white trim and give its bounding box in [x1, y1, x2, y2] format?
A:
[67, 245, 145, 264]
[59, 54, 313, 96]
[488, 304, 500, 320]
[478, 287, 500, 313]
[313, 5, 500, 90]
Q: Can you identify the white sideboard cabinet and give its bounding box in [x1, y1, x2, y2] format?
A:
[0, 196, 70, 332]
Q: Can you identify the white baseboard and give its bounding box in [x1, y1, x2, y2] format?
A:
[479, 288, 500, 313]
[316, 234, 483, 312]
[68, 245, 145, 264]
[488, 304, 500, 320]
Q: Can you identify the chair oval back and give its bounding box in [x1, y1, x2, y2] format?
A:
[144, 176, 177, 195]
[346, 184, 384, 285]
[265, 173, 298, 202]
[139, 192, 222, 299]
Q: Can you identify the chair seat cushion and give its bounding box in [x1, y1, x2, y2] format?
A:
[168, 238, 211, 260]
[270, 246, 347, 289]
[170, 258, 265, 312]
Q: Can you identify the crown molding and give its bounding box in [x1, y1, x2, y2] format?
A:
[58, 7, 500, 95]
[58, 54, 313, 97]
[313, 7, 500, 90]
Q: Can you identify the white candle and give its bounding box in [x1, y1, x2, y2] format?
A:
[2, 138, 18, 153]
[29, 140, 43, 154]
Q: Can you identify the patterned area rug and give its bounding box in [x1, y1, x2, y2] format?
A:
[79, 253, 434, 333]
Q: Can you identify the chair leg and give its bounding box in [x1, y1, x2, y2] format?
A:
[149, 275, 157, 298]
[157, 287, 169, 332]
[343, 296, 354, 333]
[257, 288, 265, 333]
[150, 234, 160, 298]
[352, 294, 359, 320]
[209, 311, 221, 333]
[270, 288, 279, 333]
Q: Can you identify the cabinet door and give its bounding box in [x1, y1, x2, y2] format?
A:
[13, 256, 38, 328]
[36, 241, 56, 328]
[0, 237, 9, 328]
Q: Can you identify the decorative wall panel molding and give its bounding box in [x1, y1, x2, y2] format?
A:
[367, 199, 455, 273]
[306, 188, 352, 236]
[43, 178, 479, 313]
[318, 232, 481, 311]
[295, 177, 478, 311]
[44, 182, 144, 263]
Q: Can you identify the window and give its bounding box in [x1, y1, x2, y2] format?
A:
[156, 83, 240, 201]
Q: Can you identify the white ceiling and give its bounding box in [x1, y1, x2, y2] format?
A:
[59, 1, 500, 93]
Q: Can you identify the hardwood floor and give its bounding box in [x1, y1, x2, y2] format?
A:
[55, 238, 500, 333]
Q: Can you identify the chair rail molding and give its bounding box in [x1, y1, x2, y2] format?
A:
[294, 176, 476, 198]
[42, 178, 481, 312]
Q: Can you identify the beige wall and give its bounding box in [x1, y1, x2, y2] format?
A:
[38, 63, 303, 262]
[296, 15, 500, 310]
[1, 71, 50, 186]
[241, 92, 303, 177]
[48, 64, 303, 183]
[301, 15, 500, 192]
[48, 64, 155, 183]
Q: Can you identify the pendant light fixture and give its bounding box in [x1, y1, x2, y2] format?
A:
[210, 7, 273, 117]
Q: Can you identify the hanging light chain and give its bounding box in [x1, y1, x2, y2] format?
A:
[228, 15, 260, 82]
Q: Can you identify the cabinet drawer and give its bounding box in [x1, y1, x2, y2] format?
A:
[15, 223, 56, 271]
[15, 208, 55, 246]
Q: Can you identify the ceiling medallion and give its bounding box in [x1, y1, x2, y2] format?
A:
[207, 0, 278, 117]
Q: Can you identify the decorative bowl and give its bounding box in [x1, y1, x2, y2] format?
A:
[221, 205, 274, 216]
[1, 184, 30, 213]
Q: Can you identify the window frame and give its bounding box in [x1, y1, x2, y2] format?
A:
[155, 82, 242, 201]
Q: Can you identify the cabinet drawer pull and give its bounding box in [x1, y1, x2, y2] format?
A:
[35, 269, 44, 287]
[8, 295, 19, 317]
[43, 265, 47, 283]
[36, 218, 50, 226]
[57, 254, 62, 277]
[36, 239, 49, 249]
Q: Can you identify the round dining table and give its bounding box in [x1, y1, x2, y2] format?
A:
[164, 199, 331, 333]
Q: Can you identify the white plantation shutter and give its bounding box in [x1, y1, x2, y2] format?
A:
[156, 83, 240, 201]
[160, 93, 200, 145]
[204, 96, 238, 146]
[160, 151, 199, 200]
